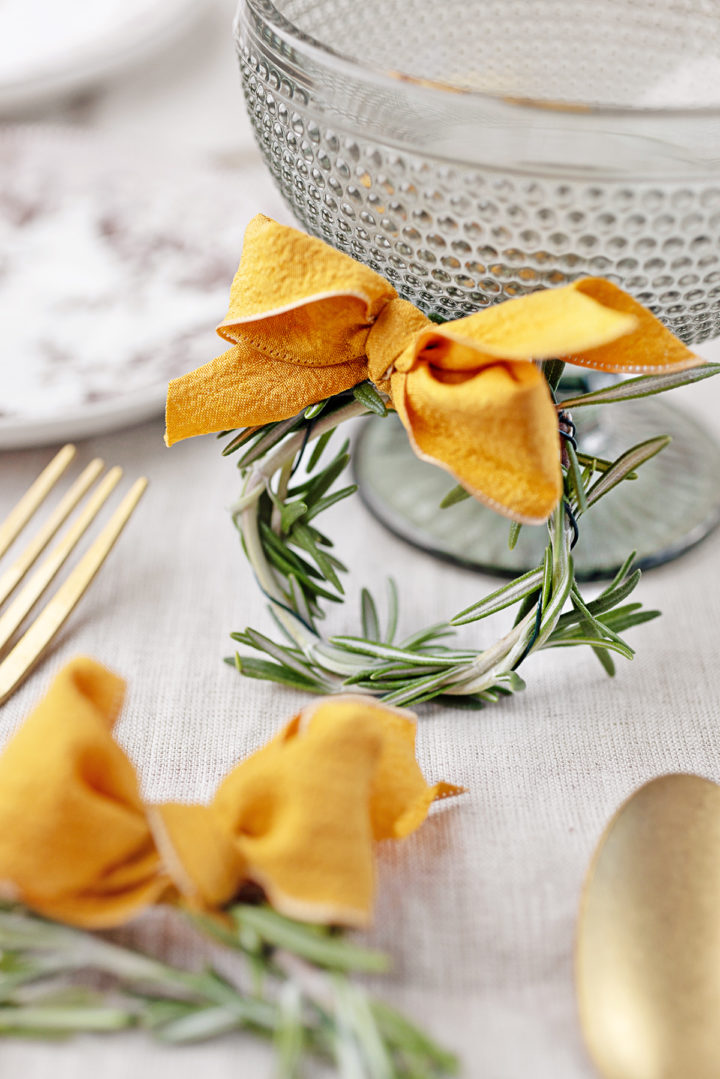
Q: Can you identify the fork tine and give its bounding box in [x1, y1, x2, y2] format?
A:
[0, 467, 124, 652]
[0, 458, 105, 607]
[0, 478, 148, 706]
[0, 445, 76, 560]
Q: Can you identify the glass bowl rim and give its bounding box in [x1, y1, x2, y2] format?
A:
[236, 0, 720, 119]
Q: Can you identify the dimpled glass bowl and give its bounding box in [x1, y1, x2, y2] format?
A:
[235, 0, 720, 576]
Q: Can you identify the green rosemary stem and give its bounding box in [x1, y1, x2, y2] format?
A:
[0, 903, 459, 1073]
[442, 609, 536, 696]
[236, 399, 369, 658]
[271, 458, 294, 534]
[247, 399, 368, 499]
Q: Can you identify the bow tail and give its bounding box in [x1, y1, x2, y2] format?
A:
[566, 279, 700, 373]
[165, 342, 368, 446]
[212, 697, 463, 927]
[0, 658, 169, 928]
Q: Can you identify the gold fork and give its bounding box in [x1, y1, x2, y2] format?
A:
[0, 445, 147, 705]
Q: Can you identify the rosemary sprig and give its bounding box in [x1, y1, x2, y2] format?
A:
[559, 363, 720, 409]
[0, 903, 456, 1076]
[222, 365, 718, 707]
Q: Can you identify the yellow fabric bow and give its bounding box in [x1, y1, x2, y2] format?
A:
[165, 214, 700, 524]
[0, 658, 461, 929]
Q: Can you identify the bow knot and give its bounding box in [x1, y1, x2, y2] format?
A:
[365, 296, 429, 390]
[166, 214, 700, 523]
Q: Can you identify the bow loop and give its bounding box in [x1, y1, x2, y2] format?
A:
[390, 357, 564, 524]
[0, 659, 167, 927]
[217, 214, 396, 366]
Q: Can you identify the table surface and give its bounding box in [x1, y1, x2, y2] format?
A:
[3, 5, 720, 1077]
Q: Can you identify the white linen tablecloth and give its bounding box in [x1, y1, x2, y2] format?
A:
[1, 372, 720, 1078]
[3, 1, 720, 1071]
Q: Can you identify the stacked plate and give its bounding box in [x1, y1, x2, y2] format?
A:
[0, 125, 289, 448]
[0, 0, 201, 112]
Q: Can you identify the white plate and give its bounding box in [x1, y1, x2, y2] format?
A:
[0, 125, 290, 449]
[0, 0, 203, 114]
[0, 385, 169, 450]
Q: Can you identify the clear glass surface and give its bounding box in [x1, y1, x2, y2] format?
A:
[235, 0, 720, 575]
[354, 401, 720, 580]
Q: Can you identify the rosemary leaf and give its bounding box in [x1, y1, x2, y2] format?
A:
[302, 485, 358, 523]
[231, 908, 389, 974]
[560, 363, 720, 409]
[243, 629, 327, 683]
[152, 1003, 255, 1044]
[274, 982, 304, 1078]
[439, 484, 471, 509]
[367, 662, 447, 682]
[260, 523, 323, 582]
[508, 521, 522, 550]
[360, 588, 381, 641]
[352, 381, 389, 416]
[599, 604, 661, 633]
[330, 637, 474, 667]
[304, 399, 329, 419]
[279, 501, 308, 533]
[0, 1003, 134, 1035]
[380, 666, 470, 706]
[261, 542, 323, 594]
[565, 441, 589, 515]
[451, 568, 544, 625]
[289, 524, 344, 593]
[575, 451, 637, 479]
[397, 623, 455, 650]
[288, 447, 350, 501]
[371, 998, 459, 1075]
[545, 635, 643, 655]
[221, 427, 264, 456]
[591, 647, 616, 676]
[540, 358, 566, 393]
[605, 550, 638, 591]
[306, 429, 335, 472]
[586, 436, 670, 506]
[237, 416, 305, 468]
[586, 570, 642, 617]
[569, 587, 634, 659]
[287, 575, 317, 632]
[233, 655, 328, 692]
[384, 579, 399, 644]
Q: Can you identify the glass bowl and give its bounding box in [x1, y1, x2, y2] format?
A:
[234, 0, 720, 576]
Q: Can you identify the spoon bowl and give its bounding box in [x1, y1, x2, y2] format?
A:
[576, 773, 720, 1079]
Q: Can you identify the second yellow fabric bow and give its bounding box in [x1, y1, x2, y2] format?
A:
[0, 658, 460, 929]
[166, 215, 700, 523]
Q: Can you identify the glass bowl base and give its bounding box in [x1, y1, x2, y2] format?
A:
[353, 399, 720, 581]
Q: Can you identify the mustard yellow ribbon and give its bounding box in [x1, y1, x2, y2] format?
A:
[166, 214, 700, 524]
[0, 659, 461, 929]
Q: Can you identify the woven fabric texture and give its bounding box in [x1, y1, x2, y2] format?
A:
[1, 374, 720, 1077]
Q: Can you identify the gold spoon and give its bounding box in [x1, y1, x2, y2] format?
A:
[576, 773, 720, 1079]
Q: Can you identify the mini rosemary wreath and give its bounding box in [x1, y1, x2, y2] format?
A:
[165, 215, 720, 708]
